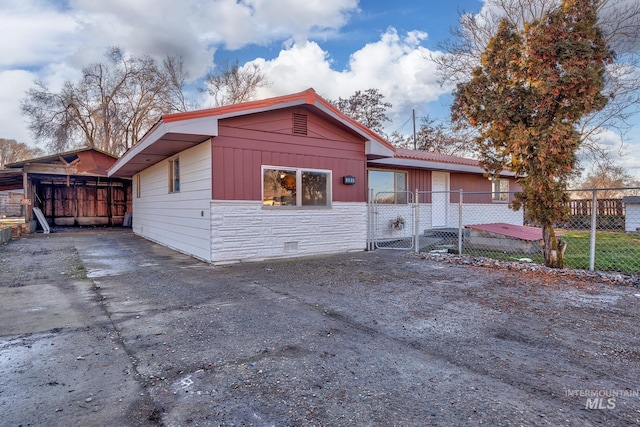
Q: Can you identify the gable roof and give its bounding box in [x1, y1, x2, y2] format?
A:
[108, 88, 396, 178]
[6, 147, 117, 169]
[369, 147, 516, 176]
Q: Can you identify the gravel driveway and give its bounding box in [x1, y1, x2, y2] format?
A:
[1, 229, 639, 426]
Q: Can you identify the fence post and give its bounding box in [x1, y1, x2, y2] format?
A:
[414, 188, 419, 253]
[458, 189, 463, 255]
[366, 188, 371, 251]
[589, 188, 597, 271]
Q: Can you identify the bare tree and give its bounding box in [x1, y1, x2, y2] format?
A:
[331, 88, 392, 135]
[21, 47, 191, 156]
[434, 0, 640, 164]
[0, 138, 42, 169]
[203, 61, 268, 107]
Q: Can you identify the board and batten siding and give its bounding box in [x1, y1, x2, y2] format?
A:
[210, 201, 367, 264]
[211, 107, 367, 203]
[133, 140, 212, 261]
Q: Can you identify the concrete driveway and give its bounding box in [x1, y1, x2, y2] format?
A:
[1, 230, 639, 426]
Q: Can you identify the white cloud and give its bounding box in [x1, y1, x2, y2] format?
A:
[0, 69, 38, 144]
[0, 1, 79, 68]
[254, 28, 450, 133]
[67, 0, 358, 76]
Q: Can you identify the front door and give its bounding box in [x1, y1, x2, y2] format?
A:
[431, 172, 449, 228]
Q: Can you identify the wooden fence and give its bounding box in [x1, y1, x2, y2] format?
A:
[568, 199, 624, 216]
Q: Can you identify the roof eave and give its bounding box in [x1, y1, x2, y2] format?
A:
[368, 157, 517, 176]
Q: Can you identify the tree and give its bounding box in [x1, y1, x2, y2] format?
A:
[435, 0, 640, 165]
[21, 47, 191, 156]
[0, 138, 42, 169]
[413, 117, 474, 156]
[452, 0, 613, 268]
[575, 163, 640, 198]
[331, 89, 392, 135]
[203, 61, 268, 107]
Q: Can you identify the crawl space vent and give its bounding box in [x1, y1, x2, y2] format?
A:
[292, 113, 308, 136]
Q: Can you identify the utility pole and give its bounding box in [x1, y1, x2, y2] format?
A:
[412, 109, 417, 150]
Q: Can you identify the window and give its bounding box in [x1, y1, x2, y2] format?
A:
[168, 157, 180, 193]
[368, 170, 407, 204]
[262, 166, 331, 207]
[135, 174, 141, 198]
[492, 178, 509, 202]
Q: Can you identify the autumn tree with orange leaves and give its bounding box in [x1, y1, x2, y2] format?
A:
[452, 0, 613, 268]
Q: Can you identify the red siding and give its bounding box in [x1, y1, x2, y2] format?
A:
[212, 107, 367, 202]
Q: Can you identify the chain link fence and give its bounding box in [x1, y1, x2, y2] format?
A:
[368, 187, 640, 276]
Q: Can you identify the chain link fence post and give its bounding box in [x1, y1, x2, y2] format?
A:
[589, 188, 597, 271]
[458, 189, 463, 255]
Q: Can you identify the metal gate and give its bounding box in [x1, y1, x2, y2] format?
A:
[367, 190, 415, 250]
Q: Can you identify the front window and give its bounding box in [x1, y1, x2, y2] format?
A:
[168, 157, 180, 193]
[368, 170, 407, 204]
[492, 178, 509, 202]
[262, 166, 331, 207]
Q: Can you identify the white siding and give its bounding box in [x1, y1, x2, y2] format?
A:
[133, 141, 212, 261]
[210, 201, 367, 264]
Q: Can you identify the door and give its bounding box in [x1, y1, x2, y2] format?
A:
[431, 172, 449, 228]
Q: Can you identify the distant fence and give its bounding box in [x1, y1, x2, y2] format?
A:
[567, 198, 624, 216]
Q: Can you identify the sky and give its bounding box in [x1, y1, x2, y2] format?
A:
[0, 0, 638, 178]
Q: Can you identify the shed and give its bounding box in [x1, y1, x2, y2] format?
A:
[3, 148, 132, 233]
[621, 196, 640, 233]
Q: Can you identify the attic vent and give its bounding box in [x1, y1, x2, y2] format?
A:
[292, 113, 308, 136]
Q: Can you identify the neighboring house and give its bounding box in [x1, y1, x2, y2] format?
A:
[1, 148, 132, 233]
[108, 88, 521, 264]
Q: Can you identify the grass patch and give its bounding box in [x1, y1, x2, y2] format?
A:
[459, 230, 640, 274]
[70, 263, 87, 279]
[562, 230, 640, 274]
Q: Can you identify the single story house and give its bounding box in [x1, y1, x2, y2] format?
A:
[108, 88, 521, 264]
[1, 148, 132, 233]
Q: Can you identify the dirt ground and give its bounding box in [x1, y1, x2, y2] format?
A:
[0, 229, 639, 426]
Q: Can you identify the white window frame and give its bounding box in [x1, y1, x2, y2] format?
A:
[168, 157, 180, 193]
[492, 178, 509, 203]
[262, 165, 332, 208]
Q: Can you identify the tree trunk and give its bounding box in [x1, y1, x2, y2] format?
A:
[541, 223, 566, 268]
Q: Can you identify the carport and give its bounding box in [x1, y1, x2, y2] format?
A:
[1, 148, 132, 234]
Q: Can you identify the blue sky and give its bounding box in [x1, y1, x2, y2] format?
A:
[0, 0, 637, 178]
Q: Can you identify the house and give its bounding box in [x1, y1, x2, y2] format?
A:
[622, 196, 640, 233]
[108, 88, 521, 264]
[1, 148, 132, 234]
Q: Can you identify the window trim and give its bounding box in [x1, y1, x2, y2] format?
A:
[261, 165, 332, 209]
[168, 157, 180, 193]
[492, 178, 509, 203]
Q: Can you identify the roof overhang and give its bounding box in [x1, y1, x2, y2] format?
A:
[108, 88, 396, 178]
[108, 118, 218, 178]
[368, 157, 517, 177]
